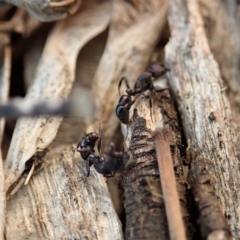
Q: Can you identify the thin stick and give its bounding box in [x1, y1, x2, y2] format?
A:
[0, 88, 96, 120]
[155, 128, 186, 240]
[24, 163, 35, 185]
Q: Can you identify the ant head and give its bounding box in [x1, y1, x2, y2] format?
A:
[118, 94, 131, 106]
[90, 132, 99, 143]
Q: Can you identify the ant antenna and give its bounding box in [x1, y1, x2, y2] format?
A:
[118, 77, 131, 95]
[97, 120, 103, 156]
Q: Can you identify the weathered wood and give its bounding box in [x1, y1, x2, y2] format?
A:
[188, 158, 231, 239]
[5, 145, 123, 239]
[165, 0, 240, 237]
[198, 0, 240, 155]
[4, 1, 112, 198]
[91, 0, 169, 145]
[0, 45, 11, 240]
[121, 85, 193, 239]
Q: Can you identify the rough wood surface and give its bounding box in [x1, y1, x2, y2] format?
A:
[198, 0, 240, 157]
[165, 0, 240, 237]
[188, 157, 231, 239]
[121, 82, 192, 239]
[4, 1, 111, 198]
[5, 145, 123, 239]
[0, 45, 11, 240]
[91, 0, 169, 145]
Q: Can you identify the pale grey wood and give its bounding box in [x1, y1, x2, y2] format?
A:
[165, 0, 240, 237]
[5, 145, 123, 240]
[4, 1, 112, 198]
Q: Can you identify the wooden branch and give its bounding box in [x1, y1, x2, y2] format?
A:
[0, 89, 95, 119]
[0, 45, 11, 240]
[188, 157, 231, 239]
[165, 0, 240, 237]
[155, 129, 186, 240]
[91, 0, 169, 146]
[121, 87, 193, 239]
[5, 145, 123, 239]
[4, 1, 112, 197]
[198, 0, 240, 149]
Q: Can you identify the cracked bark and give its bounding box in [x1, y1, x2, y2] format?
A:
[121, 87, 194, 239]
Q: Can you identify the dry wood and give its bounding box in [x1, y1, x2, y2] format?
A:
[155, 129, 186, 240]
[0, 89, 95, 119]
[4, 1, 112, 198]
[198, 0, 240, 148]
[0, 45, 11, 240]
[91, 0, 169, 146]
[121, 79, 193, 239]
[5, 145, 123, 239]
[165, 0, 240, 238]
[6, 0, 82, 21]
[188, 157, 231, 239]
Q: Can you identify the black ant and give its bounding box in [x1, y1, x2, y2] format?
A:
[89, 142, 123, 177]
[76, 130, 123, 177]
[76, 132, 99, 177]
[116, 64, 169, 124]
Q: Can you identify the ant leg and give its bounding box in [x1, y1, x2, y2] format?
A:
[86, 159, 90, 177]
[118, 77, 131, 95]
[73, 157, 89, 177]
[126, 98, 135, 110]
[97, 124, 103, 156]
[149, 91, 154, 122]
